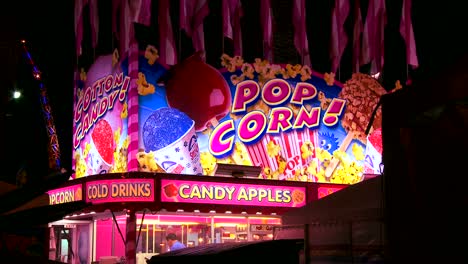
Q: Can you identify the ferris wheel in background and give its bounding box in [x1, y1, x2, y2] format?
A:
[19, 39, 61, 171]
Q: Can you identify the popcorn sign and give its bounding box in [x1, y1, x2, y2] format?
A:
[197, 56, 386, 185]
[209, 79, 347, 156]
[47, 184, 83, 205]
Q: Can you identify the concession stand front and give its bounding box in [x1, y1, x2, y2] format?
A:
[46, 172, 346, 263]
[62, 2, 389, 263]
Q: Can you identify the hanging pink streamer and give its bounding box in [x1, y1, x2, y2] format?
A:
[352, 0, 363, 73]
[74, 0, 88, 56]
[114, 0, 152, 54]
[222, 0, 243, 56]
[293, 0, 311, 66]
[180, 0, 210, 53]
[361, 0, 387, 74]
[137, 0, 152, 26]
[125, 1, 151, 172]
[89, 0, 99, 49]
[126, 40, 140, 172]
[159, 0, 177, 66]
[330, 0, 350, 72]
[260, 0, 273, 61]
[111, 1, 121, 40]
[399, 0, 418, 68]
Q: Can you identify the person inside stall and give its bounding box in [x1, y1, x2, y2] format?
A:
[166, 233, 186, 251]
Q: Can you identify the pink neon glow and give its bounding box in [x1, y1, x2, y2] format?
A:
[317, 186, 344, 199]
[47, 184, 83, 205]
[95, 218, 126, 260]
[135, 214, 281, 225]
[85, 179, 154, 204]
[161, 179, 306, 207]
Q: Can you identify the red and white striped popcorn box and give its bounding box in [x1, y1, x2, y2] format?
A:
[283, 129, 320, 181]
[245, 137, 278, 172]
[245, 128, 320, 180]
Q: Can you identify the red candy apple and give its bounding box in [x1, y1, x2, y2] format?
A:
[165, 52, 232, 132]
[163, 183, 178, 198]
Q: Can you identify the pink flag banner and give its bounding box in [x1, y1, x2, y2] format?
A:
[136, 0, 152, 26]
[352, 0, 363, 73]
[293, 0, 311, 66]
[222, 0, 243, 56]
[89, 0, 99, 49]
[361, 0, 387, 74]
[330, 0, 350, 73]
[179, 0, 210, 53]
[399, 0, 418, 68]
[260, 0, 273, 61]
[112, 0, 152, 55]
[159, 0, 177, 66]
[111, 0, 121, 40]
[74, 0, 88, 56]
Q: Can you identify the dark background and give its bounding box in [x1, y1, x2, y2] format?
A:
[1, 0, 466, 183]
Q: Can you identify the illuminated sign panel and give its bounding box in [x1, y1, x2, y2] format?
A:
[72, 50, 384, 185]
[47, 184, 83, 205]
[317, 186, 345, 199]
[85, 178, 154, 204]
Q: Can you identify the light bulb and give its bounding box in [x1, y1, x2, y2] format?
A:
[13, 91, 21, 99]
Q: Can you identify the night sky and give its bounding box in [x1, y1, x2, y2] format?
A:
[0, 0, 466, 183]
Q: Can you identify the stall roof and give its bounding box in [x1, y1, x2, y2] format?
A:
[148, 239, 304, 264]
[0, 201, 89, 230]
[282, 176, 384, 224]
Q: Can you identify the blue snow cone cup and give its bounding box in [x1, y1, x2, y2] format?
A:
[142, 107, 203, 175]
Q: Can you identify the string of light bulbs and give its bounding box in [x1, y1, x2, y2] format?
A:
[20, 39, 61, 170]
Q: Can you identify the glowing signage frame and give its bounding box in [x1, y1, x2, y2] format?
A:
[317, 186, 344, 199]
[85, 178, 154, 204]
[47, 184, 83, 205]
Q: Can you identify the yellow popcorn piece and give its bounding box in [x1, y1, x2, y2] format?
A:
[316, 148, 332, 163]
[324, 72, 335, 86]
[241, 63, 255, 79]
[352, 143, 365, 161]
[83, 143, 92, 157]
[110, 133, 129, 173]
[74, 152, 87, 178]
[230, 142, 252, 165]
[300, 141, 315, 160]
[136, 151, 164, 173]
[266, 140, 281, 157]
[112, 49, 120, 67]
[80, 68, 87, 82]
[230, 74, 245, 85]
[137, 72, 156, 96]
[300, 65, 312, 81]
[121, 102, 128, 119]
[221, 54, 237, 72]
[276, 155, 287, 174]
[144, 45, 159, 65]
[200, 152, 217, 176]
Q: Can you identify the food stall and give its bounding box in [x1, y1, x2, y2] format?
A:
[47, 172, 347, 263]
[61, 1, 389, 263]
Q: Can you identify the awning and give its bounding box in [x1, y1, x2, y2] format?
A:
[0, 170, 72, 215]
[282, 176, 384, 225]
[0, 201, 89, 230]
